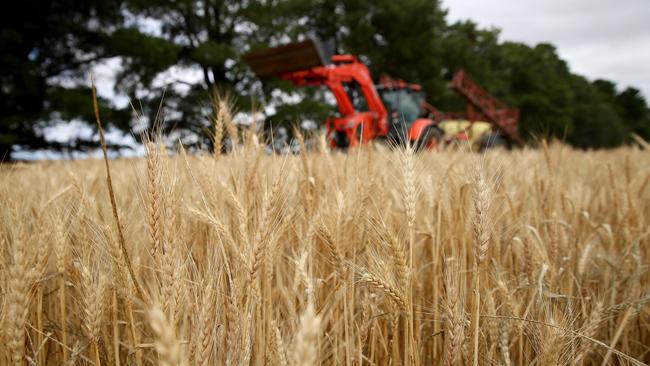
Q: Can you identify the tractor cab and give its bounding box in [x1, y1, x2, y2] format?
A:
[378, 88, 423, 123]
[376, 77, 428, 141]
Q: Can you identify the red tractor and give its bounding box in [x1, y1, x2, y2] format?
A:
[243, 39, 444, 149]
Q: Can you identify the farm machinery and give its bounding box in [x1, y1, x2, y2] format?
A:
[243, 39, 522, 150]
[441, 69, 523, 148]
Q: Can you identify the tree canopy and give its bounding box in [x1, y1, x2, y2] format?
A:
[1, 0, 648, 159]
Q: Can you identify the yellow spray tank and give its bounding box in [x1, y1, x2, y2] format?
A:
[438, 120, 492, 145]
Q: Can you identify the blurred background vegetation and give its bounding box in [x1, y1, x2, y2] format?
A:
[1, 0, 649, 160]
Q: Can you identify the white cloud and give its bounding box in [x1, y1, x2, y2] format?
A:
[151, 65, 205, 94]
[42, 120, 94, 143]
[93, 57, 130, 108]
[444, 0, 650, 98]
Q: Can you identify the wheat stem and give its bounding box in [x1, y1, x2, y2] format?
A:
[91, 73, 145, 301]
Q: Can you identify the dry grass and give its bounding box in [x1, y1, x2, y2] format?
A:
[0, 106, 649, 365]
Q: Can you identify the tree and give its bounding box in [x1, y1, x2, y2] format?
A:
[340, 0, 447, 98]
[595, 81, 650, 141]
[616, 87, 650, 140]
[492, 42, 575, 140]
[435, 21, 642, 148]
[106, 0, 287, 144]
[0, 0, 129, 160]
[568, 76, 626, 148]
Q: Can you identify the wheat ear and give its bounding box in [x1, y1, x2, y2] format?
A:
[471, 161, 492, 366]
[443, 258, 464, 366]
[572, 301, 603, 365]
[272, 320, 289, 366]
[55, 219, 70, 363]
[316, 224, 345, 277]
[292, 301, 322, 366]
[146, 141, 163, 258]
[212, 96, 225, 159]
[6, 240, 31, 365]
[79, 262, 108, 365]
[150, 306, 183, 366]
[360, 272, 408, 311]
[191, 278, 217, 366]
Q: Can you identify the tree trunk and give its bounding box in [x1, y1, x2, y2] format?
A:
[0, 144, 12, 162]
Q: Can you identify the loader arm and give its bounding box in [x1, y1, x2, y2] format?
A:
[281, 55, 388, 135]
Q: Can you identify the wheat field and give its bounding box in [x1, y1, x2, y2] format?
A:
[1, 134, 649, 365]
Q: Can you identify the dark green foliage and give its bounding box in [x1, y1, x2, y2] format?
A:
[108, 28, 181, 83]
[434, 22, 649, 147]
[1, 0, 648, 159]
[0, 0, 129, 159]
[341, 0, 447, 95]
[568, 75, 627, 148]
[596, 82, 650, 140]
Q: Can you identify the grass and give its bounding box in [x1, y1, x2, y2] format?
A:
[0, 103, 649, 365]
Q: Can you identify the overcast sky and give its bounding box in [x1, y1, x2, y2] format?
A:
[444, 0, 650, 98]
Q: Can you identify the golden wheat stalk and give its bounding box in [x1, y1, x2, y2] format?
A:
[6, 240, 31, 365]
[91, 73, 144, 301]
[291, 301, 322, 366]
[149, 306, 184, 366]
[470, 160, 492, 366]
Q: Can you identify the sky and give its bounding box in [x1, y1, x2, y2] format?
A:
[444, 0, 650, 98]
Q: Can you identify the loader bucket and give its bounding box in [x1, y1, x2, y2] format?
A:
[242, 39, 330, 78]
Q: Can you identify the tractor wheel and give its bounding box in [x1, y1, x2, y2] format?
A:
[415, 125, 444, 151]
[477, 132, 508, 152]
[333, 130, 350, 150]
